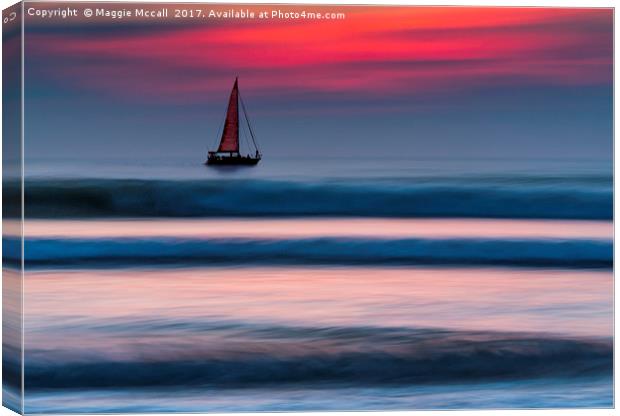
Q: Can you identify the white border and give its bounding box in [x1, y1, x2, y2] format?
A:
[0, 1, 615, 416]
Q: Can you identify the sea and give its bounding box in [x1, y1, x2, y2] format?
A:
[3, 156, 613, 412]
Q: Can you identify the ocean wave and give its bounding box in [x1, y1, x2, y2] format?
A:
[21, 322, 612, 388]
[6, 178, 612, 219]
[12, 236, 612, 268]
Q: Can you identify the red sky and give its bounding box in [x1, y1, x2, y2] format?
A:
[26, 5, 613, 102]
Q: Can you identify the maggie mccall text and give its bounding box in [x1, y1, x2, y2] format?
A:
[94, 8, 169, 19]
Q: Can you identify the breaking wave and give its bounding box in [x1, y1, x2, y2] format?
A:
[11, 236, 612, 268]
[21, 322, 612, 389]
[6, 178, 612, 219]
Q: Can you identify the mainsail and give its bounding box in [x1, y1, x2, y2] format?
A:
[217, 77, 239, 153]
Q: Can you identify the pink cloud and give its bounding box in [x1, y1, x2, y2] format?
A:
[26, 6, 612, 103]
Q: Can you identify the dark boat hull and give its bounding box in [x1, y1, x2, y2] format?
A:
[206, 156, 261, 166]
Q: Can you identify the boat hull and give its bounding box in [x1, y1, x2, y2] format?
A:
[206, 156, 261, 166]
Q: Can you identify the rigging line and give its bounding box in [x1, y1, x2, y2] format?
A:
[239, 91, 261, 152]
[240, 114, 252, 154]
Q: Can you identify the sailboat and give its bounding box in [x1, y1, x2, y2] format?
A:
[206, 77, 262, 166]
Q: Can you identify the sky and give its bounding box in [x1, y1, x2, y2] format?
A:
[24, 4, 613, 160]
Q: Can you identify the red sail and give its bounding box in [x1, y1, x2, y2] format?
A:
[218, 78, 239, 153]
